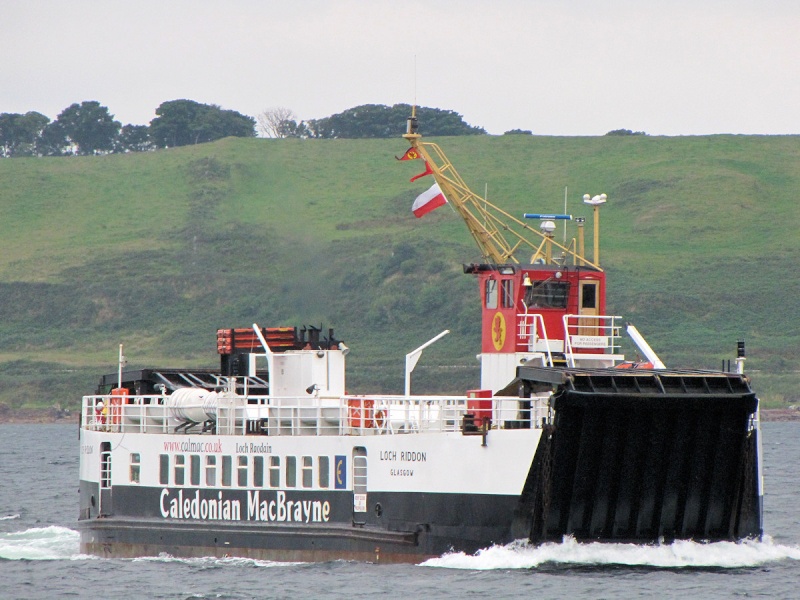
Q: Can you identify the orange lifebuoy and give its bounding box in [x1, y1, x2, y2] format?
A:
[372, 409, 386, 429]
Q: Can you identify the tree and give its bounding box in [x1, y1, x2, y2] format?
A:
[149, 100, 256, 148]
[116, 124, 153, 153]
[305, 104, 486, 139]
[258, 107, 298, 138]
[605, 128, 647, 136]
[0, 111, 49, 157]
[276, 119, 310, 138]
[503, 129, 532, 135]
[55, 101, 121, 155]
[37, 121, 69, 156]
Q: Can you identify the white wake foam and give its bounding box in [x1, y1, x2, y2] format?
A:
[0, 514, 20, 521]
[132, 553, 303, 568]
[0, 527, 300, 565]
[0, 526, 80, 561]
[422, 536, 800, 570]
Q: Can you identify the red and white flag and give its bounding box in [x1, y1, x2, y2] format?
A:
[412, 182, 448, 218]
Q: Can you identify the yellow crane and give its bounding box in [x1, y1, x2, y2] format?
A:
[401, 111, 601, 270]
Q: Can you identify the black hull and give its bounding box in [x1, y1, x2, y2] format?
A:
[78, 486, 520, 563]
[79, 518, 423, 563]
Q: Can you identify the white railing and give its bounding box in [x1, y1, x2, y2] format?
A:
[516, 313, 555, 365]
[562, 314, 623, 367]
[80, 392, 551, 437]
[516, 312, 624, 367]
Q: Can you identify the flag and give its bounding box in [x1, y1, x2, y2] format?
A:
[396, 147, 420, 161]
[410, 161, 433, 182]
[412, 183, 448, 218]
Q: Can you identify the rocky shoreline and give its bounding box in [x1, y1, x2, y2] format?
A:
[759, 408, 800, 422]
[0, 406, 76, 424]
[0, 407, 798, 424]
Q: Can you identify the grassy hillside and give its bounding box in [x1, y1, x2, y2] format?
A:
[0, 134, 798, 413]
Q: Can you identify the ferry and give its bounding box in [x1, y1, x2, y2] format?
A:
[77, 115, 763, 562]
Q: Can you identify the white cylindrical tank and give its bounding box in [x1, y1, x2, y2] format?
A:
[167, 388, 219, 423]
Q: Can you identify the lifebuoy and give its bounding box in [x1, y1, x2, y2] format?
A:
[372, 409, 386, 429]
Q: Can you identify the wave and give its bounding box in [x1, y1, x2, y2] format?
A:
[0, 526, 81, 561]
[6, 525, 798, 570]
[0, 514, 20, 521]
[132, 553, 304, 568]
[0, 528, 299, 566]
[421, 536, 800, 570]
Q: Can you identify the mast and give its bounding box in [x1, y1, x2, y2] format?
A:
[402, 113, 601, 269]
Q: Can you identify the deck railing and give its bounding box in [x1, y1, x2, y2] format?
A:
[80, 392, 551, 436]
[516, 312, 623, 367]
[562, 314, 622, 366]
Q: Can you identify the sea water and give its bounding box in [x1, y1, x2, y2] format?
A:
[1, 422, 799, 599]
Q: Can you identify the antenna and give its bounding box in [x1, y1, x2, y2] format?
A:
[406, 57, 419, 137]
[414, 54, 417, 109]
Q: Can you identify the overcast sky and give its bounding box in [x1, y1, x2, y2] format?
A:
[2, 1, 797, 136]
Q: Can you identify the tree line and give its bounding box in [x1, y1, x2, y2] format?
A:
[0, 100, 256, 157]
[0, 101, 488, 157]
[258, 104, 486, 139]
[0, 98, 646, 157]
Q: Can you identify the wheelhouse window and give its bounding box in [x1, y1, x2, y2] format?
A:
[501, 279, 514, 308]
[581, 282, 597, 309]
[524, 280, 570, 309]
[485, 278, 498, 309]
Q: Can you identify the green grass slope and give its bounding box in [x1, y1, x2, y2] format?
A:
[0, 134, 798, 412]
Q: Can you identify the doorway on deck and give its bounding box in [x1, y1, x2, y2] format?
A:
[352, 446, 367, 525]
[99, 441, 112, 516]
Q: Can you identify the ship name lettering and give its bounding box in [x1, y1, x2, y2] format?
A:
[379, 451, 396, 461]
[400, 451, 426, 462]
[160, 489, 241, 521]
[247, 490, 330, 523]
